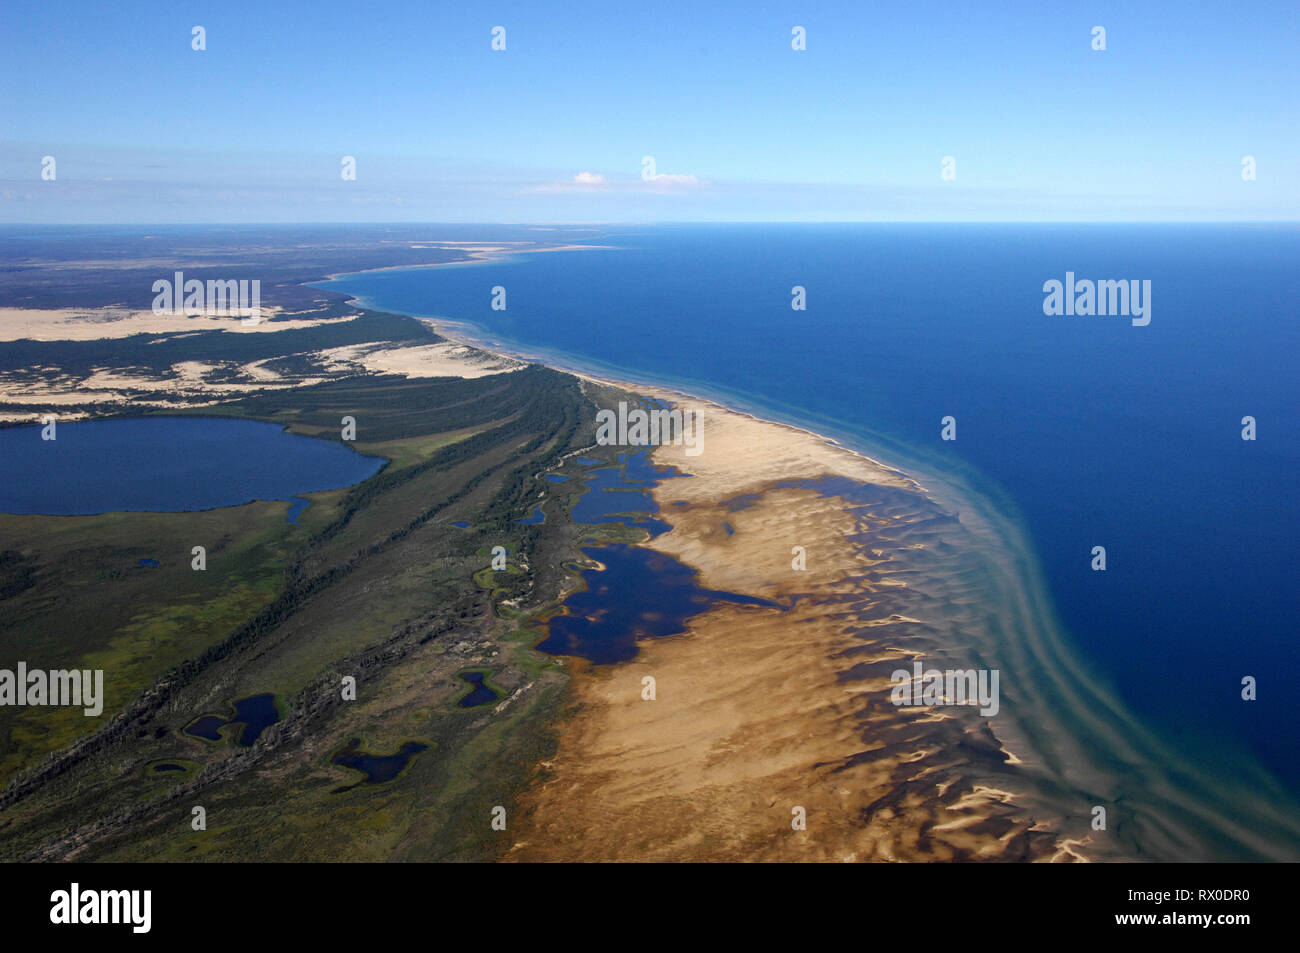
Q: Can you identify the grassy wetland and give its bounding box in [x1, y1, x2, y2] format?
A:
[0, 298, 646, 860]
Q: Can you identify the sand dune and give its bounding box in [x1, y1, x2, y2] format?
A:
[0, 305, 312, 341]
[0, 309, 523, 422]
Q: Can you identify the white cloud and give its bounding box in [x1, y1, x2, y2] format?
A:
[524, 167, 706, 196]
[644, 172, 700, 188]
[531, 171, 610, 192]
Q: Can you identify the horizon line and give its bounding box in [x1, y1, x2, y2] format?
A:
[3, 220, 1298, 228]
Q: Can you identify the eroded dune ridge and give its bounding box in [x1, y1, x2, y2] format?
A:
[511, 393, 1300, 863]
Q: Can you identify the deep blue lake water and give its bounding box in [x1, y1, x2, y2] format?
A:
[184, 693, 280, 747]
[332, 738, 428, 790]
[569, 450, 675, 538]
[537, 542, 776, 664]
[0, 416, 384, 518]
[456, 671, 500, 708]
[321, 224, 1300, 793]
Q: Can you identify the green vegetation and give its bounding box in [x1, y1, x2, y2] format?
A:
[0, 365, 631, 862]
[0, 500, 317, 781]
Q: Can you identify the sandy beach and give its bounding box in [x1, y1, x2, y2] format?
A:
[12, 299, 1296, 861]
[494, 364, 1300, 862]
[506, 390, 1079, 862]
[316, 242, 614, 281]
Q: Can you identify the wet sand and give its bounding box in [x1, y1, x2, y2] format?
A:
[508, 395, 1075, 861]
[10, 287, 1297, 860]
[506, 386, 1300, 862]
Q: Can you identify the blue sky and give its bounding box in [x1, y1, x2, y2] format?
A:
[2, 0, 1297, 222]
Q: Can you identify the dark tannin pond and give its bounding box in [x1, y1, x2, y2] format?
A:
[532, 447, 762, 663]
[570, 451, 676, 537]
[536, 543, 776, 664]
[332, 738, 428, 791]
[457, 671, 500, 708]
[184, 693, 280, 746]
[0, 416, 383, 520]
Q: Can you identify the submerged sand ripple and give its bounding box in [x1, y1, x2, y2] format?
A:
[510, 392, 1300, 862]
[510, 398, 1068, 861]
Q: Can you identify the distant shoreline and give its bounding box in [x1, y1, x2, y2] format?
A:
[316, 242, 615, 282]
